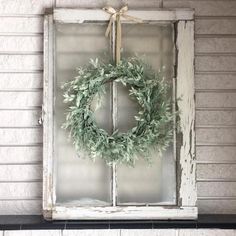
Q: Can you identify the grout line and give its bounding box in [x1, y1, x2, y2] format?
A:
[196, 107, 236, 111]
[196, 53, 236, 56]
[196, 34, 236, 38]
[0, 32, 43, 36]
[197, 161, 236, 164]
[196, 89, 236, 93]
[0, 180, 42, 183]
[0, 51, 43, 55]
[197, 178, 236, 182]
[0, 162, 42, 165]
[0, 107, 42, 111]
[197, 143, 236, 147]
[0, 126, 41, 129]
[198, 196, 236, 200]
[196, 125, 236, 129]
[0, 89, 43, 92]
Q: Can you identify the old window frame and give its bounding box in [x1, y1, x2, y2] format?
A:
[43, 8, 197, 220]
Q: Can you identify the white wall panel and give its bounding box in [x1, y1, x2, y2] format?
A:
[0, 0, 235, 217]
[0, 146, 42, 164]
[0, 17, 43, 33]
[0, 0, 53, 14]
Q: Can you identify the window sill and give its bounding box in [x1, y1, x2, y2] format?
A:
[0, 215, 235, 230]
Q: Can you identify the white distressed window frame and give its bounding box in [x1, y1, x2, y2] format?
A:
[43, 8, 197, 220]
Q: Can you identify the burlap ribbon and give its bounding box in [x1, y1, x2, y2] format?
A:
[103, 5, 143, 64]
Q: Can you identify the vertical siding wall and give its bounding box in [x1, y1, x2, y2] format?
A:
[0, 0, 236, 215]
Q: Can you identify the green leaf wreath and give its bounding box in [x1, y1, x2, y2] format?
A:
[62, 57, 176, 166]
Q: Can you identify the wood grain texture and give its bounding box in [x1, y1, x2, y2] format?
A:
[195, 74, 236, 90]
[0, 182, 42, 199]
[0, 17, 43, 33]
[0, 73, 43, 89]
[196, 128, 236, 144]
[0, 110, 41, 127]
[196, 56, 236, 72]
[56, 0, 162, 8]
[198, 200, 236, 214]
[196, 110, 236, 126]
[0, 146, 42, 164]
[0, 200, 41, 214]
[0, 128, 42, 145]
[195, 19, 236, 35]
[198, 164, 236, 179]
[164, 0, 236, 16]
[176, 20, 197, 207]
[0, 92, 42, 108]
[0, 55, 43, 70]
[196, 146, 236, 162]
[195, 38, 236, 54]
[196, 92, 236, 108]
[0, 164, 42, 181]
[0, 36, 43, 52]
[198, 182, 236, 197]
[0, 0, 53, 14]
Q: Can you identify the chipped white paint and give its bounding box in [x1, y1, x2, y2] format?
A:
[0, 0, 235, 219]
[43, 14, 54, 219]
[43, 8, 197, 220]
[176, 20, 196, 207]
[54, 8, 194, 23]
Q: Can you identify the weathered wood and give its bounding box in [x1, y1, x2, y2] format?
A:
[164, 0, 236, 17]
[53, 206, 197, 220]
[176, 20, 196, 207]
[56, 0, 162, 8]
[42, 14, 54, 219]
[54, 9, 194, 23]
[44, 9, 197, 220]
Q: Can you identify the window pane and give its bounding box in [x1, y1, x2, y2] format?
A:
[54, 23, 112, 205]
[116, 23, 176, 205]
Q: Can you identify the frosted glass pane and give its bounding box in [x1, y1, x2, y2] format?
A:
[117, 23, 176, 204]
[54, 23, 111, 205]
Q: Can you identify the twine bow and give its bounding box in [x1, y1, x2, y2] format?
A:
[103, 5, 143, 64]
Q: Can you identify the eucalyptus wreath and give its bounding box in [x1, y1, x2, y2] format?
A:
[62, 57, 175, 166]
